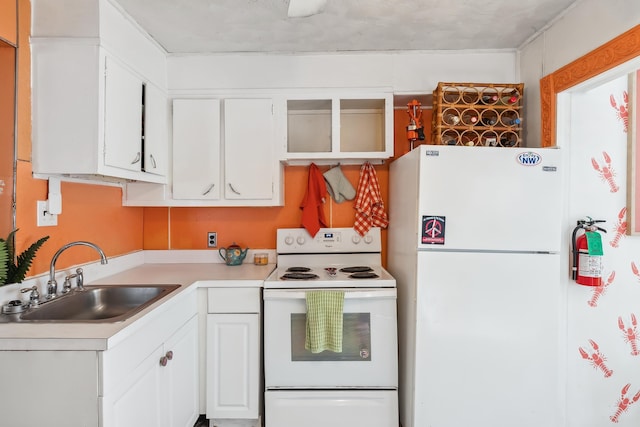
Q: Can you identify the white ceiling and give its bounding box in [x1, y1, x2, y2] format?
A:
[113, 0, 582, 54]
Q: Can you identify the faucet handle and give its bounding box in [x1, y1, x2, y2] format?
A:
[62, 274, 77, 294]
[46, 279, 57, 299]
[20, 286, 41, 307]
[75, 268, 84, 290]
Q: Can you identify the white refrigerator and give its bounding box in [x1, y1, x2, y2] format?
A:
[388, 145, 564, 427]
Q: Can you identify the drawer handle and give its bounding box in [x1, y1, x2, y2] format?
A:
[166, 350, 173, 361]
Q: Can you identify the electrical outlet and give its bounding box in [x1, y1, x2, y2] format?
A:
[36, 200, 58, 227]
[207, 232, 217, 248]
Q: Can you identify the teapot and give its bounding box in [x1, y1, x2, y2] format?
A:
[218, 243, 249, 266]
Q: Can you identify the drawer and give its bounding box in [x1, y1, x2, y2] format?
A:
[207, 287, 261, 313]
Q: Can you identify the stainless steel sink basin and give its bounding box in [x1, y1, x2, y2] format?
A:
[16, 284, 181, 323]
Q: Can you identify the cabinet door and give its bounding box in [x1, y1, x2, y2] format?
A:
[103, 345, 165, 427]
[143, 82, 169, 177]
[173, 99, 221, 200]
[224, 98, 275, 200]
[206, 313, 260, 419]
[103, 56, 143, 172]
[165, 315, 200, 427]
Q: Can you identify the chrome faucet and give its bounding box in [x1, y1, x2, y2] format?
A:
[47, 241, 108, 299]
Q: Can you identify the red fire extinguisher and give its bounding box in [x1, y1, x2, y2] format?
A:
[572, 218, 606, 286]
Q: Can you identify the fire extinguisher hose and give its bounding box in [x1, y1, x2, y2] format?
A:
[571, 225, 580, 280]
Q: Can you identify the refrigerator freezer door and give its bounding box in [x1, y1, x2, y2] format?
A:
[416, 145, 563, 252]
[408, 251, 561, 427]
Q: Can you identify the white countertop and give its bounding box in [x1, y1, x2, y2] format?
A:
[0, 257, 275, 351]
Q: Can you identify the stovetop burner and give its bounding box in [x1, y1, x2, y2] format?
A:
[349, 272, 380, 279]
[280, 272, 320, 280]
[286, 267, 312, 272]
[339, 266, 374, 273]
[265, 227, 396, 289]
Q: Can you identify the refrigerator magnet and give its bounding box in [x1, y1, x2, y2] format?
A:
[422, 216, 445, 244]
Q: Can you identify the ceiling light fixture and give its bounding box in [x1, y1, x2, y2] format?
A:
[287, 0, 327, 18]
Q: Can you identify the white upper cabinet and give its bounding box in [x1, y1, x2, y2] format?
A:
[143, 83, 170, 177]
[282, 92, 394, 163]
[125, 97, 284, 207]
[30, 0, 168, 184]
[103, 56, 144, 172]
[172, 99, 221, 201]
[224, 98, 276, 201]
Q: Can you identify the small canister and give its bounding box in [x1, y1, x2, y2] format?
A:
[254, 253, 269, 265]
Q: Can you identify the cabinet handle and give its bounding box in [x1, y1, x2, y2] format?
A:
[166, 350, 173, 361]
[202, 183, 215, 196]
[228, 183, 241, 195]
[159, 356, 168, 367]
[150, 154, 157, 169]
[131, 152, 141, 165]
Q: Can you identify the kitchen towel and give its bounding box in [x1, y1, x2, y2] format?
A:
[353, 162, 389, 236]
[300, 162, 328, 237]
[305, 290, 344, 354]
[323, 165, 356, 203]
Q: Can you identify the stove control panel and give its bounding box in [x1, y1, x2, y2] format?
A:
[277, 227, 381, 254]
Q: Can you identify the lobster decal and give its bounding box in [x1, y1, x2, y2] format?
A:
[632, 262, 640, 282]
[610, 91, 629, 133]
[609, 208, 627, 248]
[592, 151, 619, 193]
[578, 339, 613, 378]
[587, 271, 615, 307]
[610, 383, 640, 423]
[618, 314, 640, 356]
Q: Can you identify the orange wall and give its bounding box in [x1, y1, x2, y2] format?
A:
[143, 165, 389, 251]
[9, 0, 433, 278]
[0, 0, 16, 44]
[0, 43, 15, 236]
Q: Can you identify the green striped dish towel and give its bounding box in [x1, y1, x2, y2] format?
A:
[305, 290, 345, 353]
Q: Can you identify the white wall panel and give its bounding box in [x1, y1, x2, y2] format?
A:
[167, 50, 517, 94]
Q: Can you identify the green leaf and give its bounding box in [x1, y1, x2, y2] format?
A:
[0, 240, 8, 285]
[5, 229, 16, 261]
[6, 235, 49, 284]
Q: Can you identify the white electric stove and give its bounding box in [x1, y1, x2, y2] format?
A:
[263, 227, 399, 427]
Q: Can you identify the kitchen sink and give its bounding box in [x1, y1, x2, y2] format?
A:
[14, 284, 181, 323]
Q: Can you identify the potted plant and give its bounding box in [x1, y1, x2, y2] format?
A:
[0, 230, 49, 285]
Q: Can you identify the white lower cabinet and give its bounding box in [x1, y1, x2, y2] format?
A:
[206, 287, 262, 426]
[103, 315, 199, 427]
[0, 291, 199, 427]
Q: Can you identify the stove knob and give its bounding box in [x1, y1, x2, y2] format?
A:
[284, 236, 294, 245]
[351, 235, 361, 244]
[363, 235, 374, 244]
[296, 236, 306, 245]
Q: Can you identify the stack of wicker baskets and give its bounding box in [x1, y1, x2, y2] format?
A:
[432, 82, 524, 147]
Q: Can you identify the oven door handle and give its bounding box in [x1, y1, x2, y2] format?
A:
[263, 289, 396, 300]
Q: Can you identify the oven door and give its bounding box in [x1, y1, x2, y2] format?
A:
[263, 288, 398, 388]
